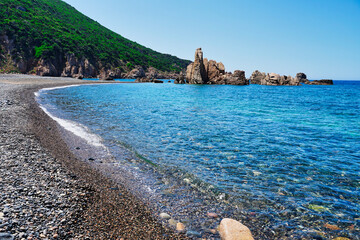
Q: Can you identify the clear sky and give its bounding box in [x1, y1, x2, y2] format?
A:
[62, 0, 360, 80]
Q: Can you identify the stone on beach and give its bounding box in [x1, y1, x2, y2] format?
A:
[207, 212, 219, 218]
[160, 212, 171, 219]
[219, 218, 254, 240]
[176, 222, 186, 232]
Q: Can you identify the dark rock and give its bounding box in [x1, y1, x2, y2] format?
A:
[306, 79, 333, 85]
[295, 72, 308, 83]
[0, 233, 14, 240]
[174, 74, 186, 84]
[152, 79, 163, 83]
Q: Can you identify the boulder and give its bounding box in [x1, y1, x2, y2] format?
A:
[174, 74, 186, 84]
[251, 71, 300, 86]
[186, 48, 208, 84]
[207, 60, 225, 80]
[250, 70, 266, 85]
[219, 218, 254, 240]
[126, 67, 146, 79]
[211, 70, 248, 85]
[295, 72, 308, 83]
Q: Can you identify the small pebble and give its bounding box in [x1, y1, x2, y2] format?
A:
[207, 212, 219, 218]
[160, 213, 171, 219]
[176, 222, 186, 232]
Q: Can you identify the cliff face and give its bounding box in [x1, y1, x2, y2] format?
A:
[0, 0, 190, 78]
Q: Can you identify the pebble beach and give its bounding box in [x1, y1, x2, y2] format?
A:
[0, 74, 188, 240]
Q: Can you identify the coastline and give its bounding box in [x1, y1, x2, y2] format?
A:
[0, 74, 188, 239]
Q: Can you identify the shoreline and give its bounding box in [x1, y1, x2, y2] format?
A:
[0, 74, 188, 239]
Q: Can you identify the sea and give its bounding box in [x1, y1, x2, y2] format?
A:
[36, 80, 360, 239]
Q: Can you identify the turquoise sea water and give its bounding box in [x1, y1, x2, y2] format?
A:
[38, 81, 360, 239]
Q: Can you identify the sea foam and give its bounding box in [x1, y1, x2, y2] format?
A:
[35, 85, 105, 148]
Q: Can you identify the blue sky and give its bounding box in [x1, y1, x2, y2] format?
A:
[62, 0, 360, 80]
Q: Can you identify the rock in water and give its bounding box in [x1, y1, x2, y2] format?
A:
[219, 218, 254, 240]
[0, 233, 14, 240]
[250, 70, 266, 85]
[295, 72, 308, 83]
[306, 79, 334, 85]
[186, 48, 208, 84]
[160, 212, 171, 219]
[250, 71, 300, 86]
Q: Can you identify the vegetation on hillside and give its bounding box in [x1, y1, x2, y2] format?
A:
[0, 0, 190, 73]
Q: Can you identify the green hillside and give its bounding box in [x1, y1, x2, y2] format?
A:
[0, 0, 190, 75]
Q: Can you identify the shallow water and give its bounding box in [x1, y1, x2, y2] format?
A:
[37, 81, 360, 239]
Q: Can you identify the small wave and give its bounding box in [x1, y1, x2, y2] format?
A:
[35, 85, 105, 148]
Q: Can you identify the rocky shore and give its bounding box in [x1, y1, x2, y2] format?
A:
[178, 48, 334, 86]
[0, 74, 189, 239]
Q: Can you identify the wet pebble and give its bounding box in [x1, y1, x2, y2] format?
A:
[160, 213, 171, 219]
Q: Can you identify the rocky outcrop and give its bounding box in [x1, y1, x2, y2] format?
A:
[125, 67, 146, 79]
[98, 67, 122, 80]
[295, 72, 308, 83]
[174, 73, 186, 84]
[36, 59, 59, 76]
[250, 70, 300, 86]
[206, 59, 225, 80]
[61, 53, 96, 78]
[187, 48, 208, 84]
[210, 70, 249, 85]
[305, 79, 333, 85]
[185, 48, 247, 85]
[250, 70, 266, 85]
[219, 218, 254, 240]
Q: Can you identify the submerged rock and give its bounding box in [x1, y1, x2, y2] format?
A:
[219, 218, 254, 240]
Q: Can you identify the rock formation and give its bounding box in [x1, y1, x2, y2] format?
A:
[210, 70, 248, 85]
[98, 67, 122, 80]
[185, 48, 248, 85]
[250, 70, 266, 85]
[36, 59, 58, 76]
[305, 79, 333, 85]
[295, 72, 308, 83]
[61, 53, 96, 79]
[124, 67, 146, 79]
[187, 48, 208, 84]
[250, 70, 300, 86]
